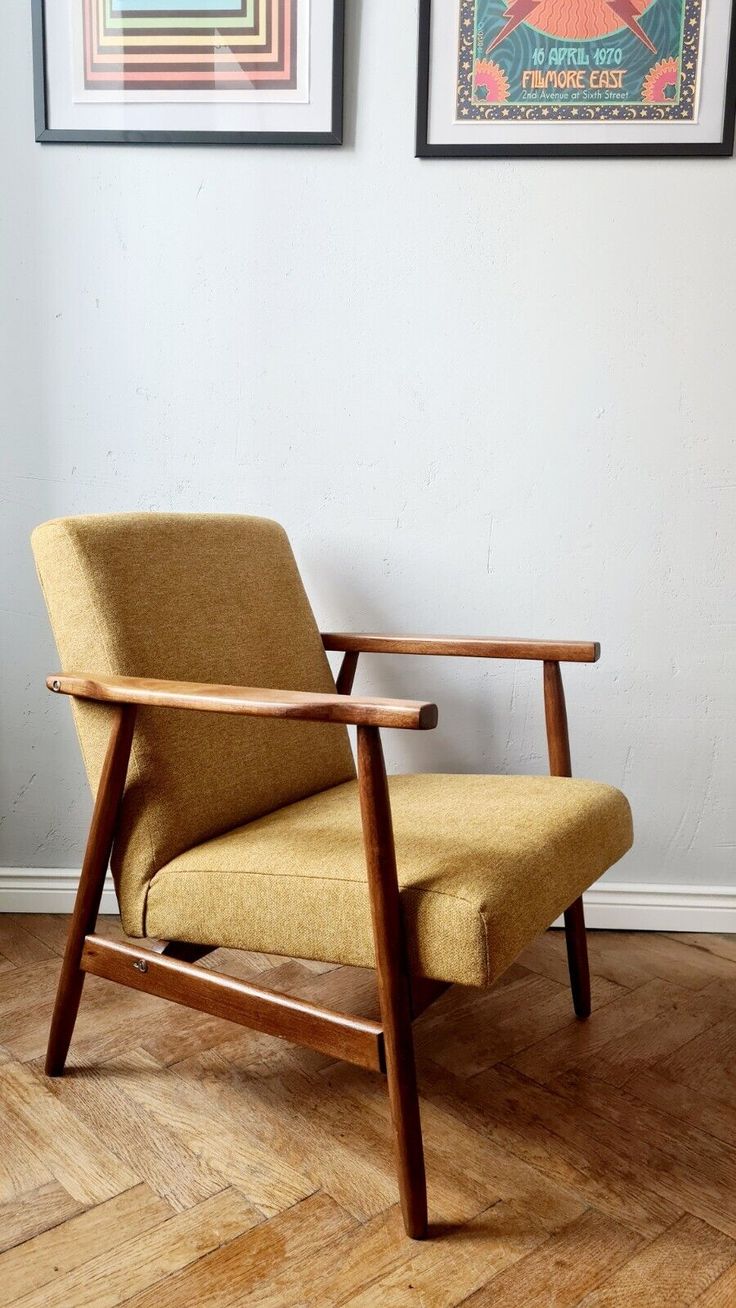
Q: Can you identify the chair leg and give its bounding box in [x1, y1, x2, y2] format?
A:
[543, 661, 591, 1019]
[564, 895, 591, 1019]
[383, 1004, 428, 1239]
[45, 705, 136, 1076]
[357, 724, 428, 1239]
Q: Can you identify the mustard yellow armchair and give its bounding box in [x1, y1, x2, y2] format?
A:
[32, 514, 632, 1240]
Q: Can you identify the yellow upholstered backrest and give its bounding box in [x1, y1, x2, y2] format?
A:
[32, 514, 356, 936]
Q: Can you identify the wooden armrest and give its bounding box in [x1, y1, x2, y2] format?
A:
[322, 634, 600, 664]
[47, 674, 438, 731]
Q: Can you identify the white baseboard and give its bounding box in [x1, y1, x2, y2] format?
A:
[0, 869, 734, 932]
[0, 868, 119, 914]
[551, 883, 736, 933]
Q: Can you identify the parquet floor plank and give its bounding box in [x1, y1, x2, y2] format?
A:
[419, 1060, 679, 1238]
[0, 1061, 139, 1204]
[0, 957, 66, 1024]
[0, 919, 56, 967]
[415, 969, 625, 1079]
[340, 1200, 554, 1308]
[575, 1213, 736, 1307]
[0, 1181, 85, 1256]
[1, 917, 735, 1307]
[657, 1016, 736, 1107]
[120, 1192, 355, 1308]
[456, 1208, 644, 1307]
[107, 1048, 319, 1218]
[509, 977, 713, 1085]
[692, 1261, 736, 1306]
[11, 1188, 260, 1308]
[588, 931, 736, 992]
[321, 1059, 586, 1231]
[626, 1068, 736, 1150]
[566, 988, 735, 1089]
[663, 932, 736, 967]
[32, 1057, 229, 1212]
[0, 1112, 56, 1205]
[0, 1184, 172, 1307]
[172, 1047, 401, 1222]
[227, 1204, 413, 1307]
[549, 1071, 736, 1240]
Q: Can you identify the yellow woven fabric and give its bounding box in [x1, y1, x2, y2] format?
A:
[147, 773, 633, 987]
[31, 514, 356, 935]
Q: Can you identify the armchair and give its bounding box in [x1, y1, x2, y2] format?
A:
[32, 514, 632, 1240]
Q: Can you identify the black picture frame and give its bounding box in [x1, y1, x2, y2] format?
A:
[32, 0, 345, 146]
[416, 0, 736, 158]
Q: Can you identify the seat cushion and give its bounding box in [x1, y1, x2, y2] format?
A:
[145, 773, 632, 987]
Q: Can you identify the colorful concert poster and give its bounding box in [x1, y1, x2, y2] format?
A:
[456, 0, 706, 121]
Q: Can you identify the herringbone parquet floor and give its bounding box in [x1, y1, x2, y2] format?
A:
[2, 914, 736, 1306]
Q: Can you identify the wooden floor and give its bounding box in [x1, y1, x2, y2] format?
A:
[2, 918, 736, 1307]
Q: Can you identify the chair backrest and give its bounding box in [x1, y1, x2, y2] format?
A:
[32, 514, 356, 936]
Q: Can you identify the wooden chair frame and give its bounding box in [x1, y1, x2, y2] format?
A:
[45, 634, 598, 1240]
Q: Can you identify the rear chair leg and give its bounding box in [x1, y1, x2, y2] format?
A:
[564, 895, 591, 1020]
[542, 662, 592, 1022]
[45, 704, 136, 1076]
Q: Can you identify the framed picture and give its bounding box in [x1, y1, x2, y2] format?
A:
[32, 0, 344, 145]
[417, 0, 736, 157]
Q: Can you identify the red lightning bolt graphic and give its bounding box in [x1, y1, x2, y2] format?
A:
[488, 0, 657, 55]
[487, 0, 542, 52]
[605, 0, 657, 52]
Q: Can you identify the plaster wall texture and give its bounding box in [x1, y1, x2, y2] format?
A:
[1, 1, 734, 888]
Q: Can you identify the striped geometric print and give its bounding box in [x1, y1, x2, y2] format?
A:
[83, 0, 298, 91]
[111, 2, 246, 10]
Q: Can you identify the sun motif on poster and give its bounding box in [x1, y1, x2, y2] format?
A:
[641, 55, 681, 100]
[456, 0, 705, 123]
[473, 59, 511, 100]
[487, 0, 658, 49]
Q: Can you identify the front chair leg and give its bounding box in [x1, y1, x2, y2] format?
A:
[45, 704, 136, 1076]
[383, 1008, 427, 1238]
[564, 895, 591, 1019]
[357, 724, 428, 1240]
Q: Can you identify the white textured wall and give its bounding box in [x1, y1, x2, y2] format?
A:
[1, 0, 734, 888]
